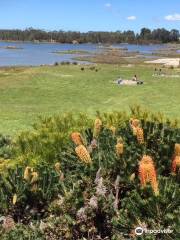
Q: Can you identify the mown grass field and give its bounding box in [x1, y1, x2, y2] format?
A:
[0, 64, 180, 134]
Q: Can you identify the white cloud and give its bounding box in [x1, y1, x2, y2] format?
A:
[105, 3, 112, 8]
[165, 13, 180, 21]
[127, 16, 137, 21]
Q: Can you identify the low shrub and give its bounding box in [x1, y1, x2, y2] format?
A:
[0, 107, 179, 239]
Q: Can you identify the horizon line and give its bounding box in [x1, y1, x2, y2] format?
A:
[0, 27, 179, 34]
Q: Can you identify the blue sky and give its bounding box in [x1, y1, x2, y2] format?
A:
[0, 0, 180, 32]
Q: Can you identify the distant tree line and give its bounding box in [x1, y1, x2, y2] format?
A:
[0, 28, 179, 44]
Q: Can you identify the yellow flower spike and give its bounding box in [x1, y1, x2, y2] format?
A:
[116, 143, 124, 156]
[75, 145, 92, 164]
[23, 167, 32, 181]
[12, 194, 17, 205]
[129, 173, 136, 182]
[95, 118, 102, 128]
[109, 126, 116, 136]
[31, 183, 38, 192]
[93, 118, 102, 137]
[31, 172, 39, 184]
[71, 132, 84, 146]
[132, 126, 138, 136]
[54, 162, 61, 173]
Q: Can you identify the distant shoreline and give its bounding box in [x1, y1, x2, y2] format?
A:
[0, 40, 63, 44]
[0, 40, 179, 46]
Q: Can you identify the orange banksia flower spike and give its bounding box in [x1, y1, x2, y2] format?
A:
[171, 143, 180, 174]
[131, 119, 140, 128]
[116, 138, 124, 156]
[172, 156, 180, 174]
[75, 145, 92, 164]
[132, 126, 137, 136]
[174, 144, 180, 156]
[136, 127, 144, 144]
[71, 132, 84, 145]
[139, 155, 159, 195]
[130, 118, 142, 137]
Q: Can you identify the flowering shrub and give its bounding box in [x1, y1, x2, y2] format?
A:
[0, 107, 179, 239]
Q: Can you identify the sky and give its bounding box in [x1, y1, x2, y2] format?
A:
[0, 0, 180, 32]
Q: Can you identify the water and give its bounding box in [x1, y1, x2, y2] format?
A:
[112, 43, 168, 54]
[0, 41, 167, 67]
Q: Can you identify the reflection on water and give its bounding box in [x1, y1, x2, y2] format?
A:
[0, 42, 167, 67]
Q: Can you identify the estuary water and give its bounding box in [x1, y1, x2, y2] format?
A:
[0, 41, 167, 67]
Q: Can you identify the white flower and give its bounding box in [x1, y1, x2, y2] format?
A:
[96, 177, 107, 197]
[77, 207, 87, 221]
[91, 139, 97, 149]
[89, 195, 98, 209]
[39, 220, 48, 232]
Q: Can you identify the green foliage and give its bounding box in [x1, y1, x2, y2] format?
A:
[13, 112, 127, 168]
[0, 224, 43, 240]
[0, 28, 179, 43]
[0, 134, 12, 159]
[113, 177, 180, 239]
[0, 110, 179, 239]
[0, 164, 64, 222]
[14, 113, 93, 165]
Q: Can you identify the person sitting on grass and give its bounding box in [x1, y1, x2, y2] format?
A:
[132, 75, 137, 81]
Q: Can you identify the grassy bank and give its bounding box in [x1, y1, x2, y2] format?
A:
[0, 63, 180, 134]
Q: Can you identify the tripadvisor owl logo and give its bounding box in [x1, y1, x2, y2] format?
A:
[135, 227, 144, 235]
[135, 227, 173, 236]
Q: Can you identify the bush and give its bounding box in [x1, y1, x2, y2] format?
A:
[0, 164, 66, 223]
[0, 223, 43, 240]
[0, 107, 179, 239]
[113, 177, 180, 239]
[0, 134, 12, 159]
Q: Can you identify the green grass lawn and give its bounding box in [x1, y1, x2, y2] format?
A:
[0, 64, 180, 134]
